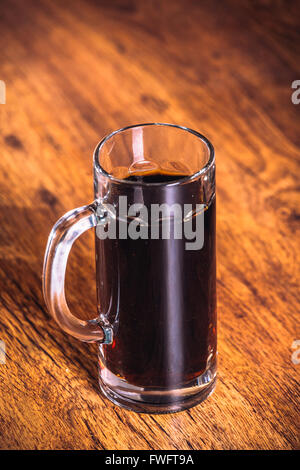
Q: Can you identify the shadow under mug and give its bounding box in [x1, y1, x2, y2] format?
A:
[43, 123, 217, 413]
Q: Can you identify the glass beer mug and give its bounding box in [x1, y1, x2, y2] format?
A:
[43, 123, 216, 413]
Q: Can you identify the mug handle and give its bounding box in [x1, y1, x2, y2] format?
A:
[42, 202, 113, 344]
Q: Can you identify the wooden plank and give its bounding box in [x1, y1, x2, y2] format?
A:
[0, 0, 299, 450]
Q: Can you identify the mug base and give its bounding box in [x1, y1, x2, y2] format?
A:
[98, 359, 217, 414]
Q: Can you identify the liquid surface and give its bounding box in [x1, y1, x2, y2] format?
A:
[96, 172, 216, 388]
[125, 172, 188, 183]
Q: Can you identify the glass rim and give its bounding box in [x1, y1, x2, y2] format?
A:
[93, 123, 215, 186]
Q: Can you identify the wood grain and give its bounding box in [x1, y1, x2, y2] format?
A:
[0, 0, 299, 450]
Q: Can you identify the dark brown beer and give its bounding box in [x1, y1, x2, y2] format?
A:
[96, 171, 216, 388]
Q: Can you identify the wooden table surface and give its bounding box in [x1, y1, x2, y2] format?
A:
[0, 0, 299, 450]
